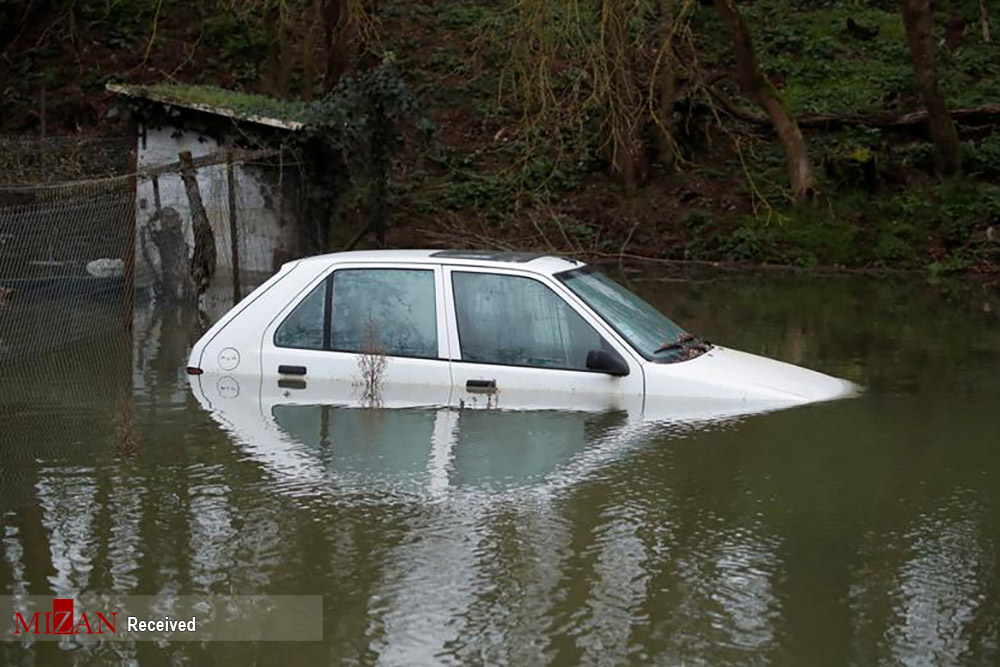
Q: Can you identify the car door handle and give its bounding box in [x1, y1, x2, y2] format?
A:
[466, 379, 496, 393]
[278, 365, 307, 376]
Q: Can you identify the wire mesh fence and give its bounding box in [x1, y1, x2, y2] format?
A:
[0, 177, 135, 361]
[134, 147, 299, 322]
[0, 137, 303, 425]
[0, 135, 133, 185]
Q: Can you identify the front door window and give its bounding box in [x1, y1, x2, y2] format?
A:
[452, 272, 604, 370]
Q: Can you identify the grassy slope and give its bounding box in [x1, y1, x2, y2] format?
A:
[385, 0, 1000, 273]
[2, 0, 999, 272]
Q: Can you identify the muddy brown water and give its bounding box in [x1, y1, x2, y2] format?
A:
[1, 271, 998, 665]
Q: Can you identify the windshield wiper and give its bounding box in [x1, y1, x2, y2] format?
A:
[654, 332, 712, 359]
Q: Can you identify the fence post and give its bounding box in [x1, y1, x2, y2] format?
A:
[151, 173, 162, 215]
[178, 150, 216, 299]
[226, 150, 242, 304]
[122, 152, 137, 334]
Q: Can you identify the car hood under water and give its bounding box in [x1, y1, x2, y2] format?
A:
[645, 346, 859, 404]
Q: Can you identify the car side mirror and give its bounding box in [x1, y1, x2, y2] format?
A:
[586, 349, 630, 377]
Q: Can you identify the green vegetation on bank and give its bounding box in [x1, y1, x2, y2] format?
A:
[1, 0, 998, 272]
[383, 0, 1000, 272]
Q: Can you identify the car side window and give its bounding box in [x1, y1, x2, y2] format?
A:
[331, 269, 438, 358]
[274, 279, 327, 350]
[452, 272, 605, 370]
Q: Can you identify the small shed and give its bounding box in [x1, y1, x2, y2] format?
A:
[107, 83, 322, 317]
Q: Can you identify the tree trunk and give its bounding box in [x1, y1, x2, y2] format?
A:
[302, 0, 325, 99]
[654, 0, 678, 169]
[714, 0, 817, 202]
[602, 0, 643, 195]
[944, 0, 967, 50]
[178, 151, 217, 298]
[0, 0, 37, 53]
[901, 0, 962, 176]
[981, 0, 992, 42]
[262, 3, 285, 95]
[369, 108, 391, 248]
[323, 0, 353, 90]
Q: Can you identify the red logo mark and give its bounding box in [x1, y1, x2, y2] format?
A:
[13, 598, 117, 635]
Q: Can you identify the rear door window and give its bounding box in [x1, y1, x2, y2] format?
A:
[331, 269, 438, 358]
[274, 268, 439, 359]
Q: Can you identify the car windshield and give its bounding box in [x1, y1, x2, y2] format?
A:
[557, 267, 708, 363]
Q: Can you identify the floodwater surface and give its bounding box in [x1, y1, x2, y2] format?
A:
[1, 271, 998, 665]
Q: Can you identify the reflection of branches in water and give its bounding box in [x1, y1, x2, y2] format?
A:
[354, 317, 387, 408]
[112, 390, 138, 459]
[113, 328, 138, 459]
[136, 305, 203, 405]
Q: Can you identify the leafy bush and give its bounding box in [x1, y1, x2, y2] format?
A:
[964, 134, 1000, 177]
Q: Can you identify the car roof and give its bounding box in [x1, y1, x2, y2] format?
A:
[290, 249, 585, 276]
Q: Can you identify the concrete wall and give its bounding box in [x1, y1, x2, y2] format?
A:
[135, 125, 299, 317]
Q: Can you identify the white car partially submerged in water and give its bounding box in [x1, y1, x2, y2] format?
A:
[187, 250, 856, 411]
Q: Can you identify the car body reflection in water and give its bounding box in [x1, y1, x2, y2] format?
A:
[190, 372, 795, 500]
[187, 373, 802, 662]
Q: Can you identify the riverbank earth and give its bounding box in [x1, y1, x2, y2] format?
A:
[1, 0, 999, 272]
